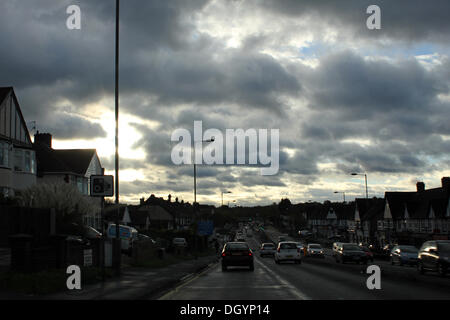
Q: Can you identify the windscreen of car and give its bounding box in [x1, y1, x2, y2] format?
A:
[438, 243, 450, 253]
[280, 243, 297, 250]
[343, 244, 361, 251]
[309, 244, 321, 249]
[263, 244, 275, 248]
[399, 246, 418, 253]
[227, 243, 249, 251]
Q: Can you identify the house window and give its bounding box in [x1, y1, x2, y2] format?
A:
[0, 142, 10, 168]
[12, 149, 35, 173]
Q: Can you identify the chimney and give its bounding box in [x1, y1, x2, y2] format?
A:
[442, 177, 450, 193]
[417, 182, 425, 193]
[175, 197, 179, 203]
[140, 198, 145, 205]
[34, 132, 52, 148]
[168, 194, 172, 202]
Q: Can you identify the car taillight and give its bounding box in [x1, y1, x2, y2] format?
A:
[297, 248, 301, 253]
[249, 251, 253, 256]
[277, 248, 280, 253]
[222, 252, 226, 257]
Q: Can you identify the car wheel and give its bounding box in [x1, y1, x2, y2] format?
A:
[222, 264, 227, 272]
[399, 260, 403, 267]
[249, 264, 254, 271]
[391, 258, 395, 265]
[417, 261, 425, 274]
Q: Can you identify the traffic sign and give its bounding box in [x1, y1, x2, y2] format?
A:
[90, 175, 114, 197]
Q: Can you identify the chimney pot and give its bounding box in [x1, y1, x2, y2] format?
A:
[417, 182, 425, 193]
[442, 177, 450, 192]
[34, 132, 52, 148]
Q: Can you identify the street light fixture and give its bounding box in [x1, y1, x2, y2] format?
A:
[221, 191, 232, 207]
[334, 191, 346, 202]
[351, 173, 368, 199]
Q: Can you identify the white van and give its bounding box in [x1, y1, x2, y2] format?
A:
[107, 224, 139, 255]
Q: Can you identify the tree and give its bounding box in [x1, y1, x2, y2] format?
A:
[278, 198, 292, 213]
[18, 182, 100, 231]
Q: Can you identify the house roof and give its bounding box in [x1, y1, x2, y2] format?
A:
[34, 142, 96, 176]
[0, 87, 12, 104]
[138, 205, 173, 221]
[356, 198, 385, 221]
[386, 185, 449, 220]
[0, 87, 33, 147]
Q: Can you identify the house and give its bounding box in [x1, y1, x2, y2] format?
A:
[0, 87, 37, 197]
[352, 198, 385, 245]
[33, 132, 103, 228]
[382, 178, 450, 246]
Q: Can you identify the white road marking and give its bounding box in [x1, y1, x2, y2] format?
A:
[254, 258, 311, 300]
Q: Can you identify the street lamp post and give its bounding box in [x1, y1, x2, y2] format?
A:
[114, 0, 121, 277]
[193, 138, 215, 210]
[334, 191, 346, 202]
[221, 191, 232, 207]
[351, 173, 368, 199]
[192, 138, 214, 255]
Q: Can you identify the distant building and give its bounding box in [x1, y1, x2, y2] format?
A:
[33, 132, 103, 228]
[382, 178, 450, 246]
[0, 87, 37, 197]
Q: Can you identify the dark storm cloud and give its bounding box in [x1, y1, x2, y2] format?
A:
[301, 51, 446, 119]
[260, 0, 450, 43]
[44, 113, 107, 140]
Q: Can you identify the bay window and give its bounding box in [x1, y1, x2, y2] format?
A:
[0, 142, 10, 167]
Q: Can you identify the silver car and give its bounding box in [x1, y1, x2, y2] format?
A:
[260, 243, 276, 257]
[390, 245, 418, 266]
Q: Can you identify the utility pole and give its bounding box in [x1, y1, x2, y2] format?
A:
[114, 0, 121, 277]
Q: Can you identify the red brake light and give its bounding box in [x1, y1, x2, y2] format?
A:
[249, 251, 252, 256]
[222, 252, 226, 257]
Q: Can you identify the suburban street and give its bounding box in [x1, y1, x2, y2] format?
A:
[160, 233, 450, 300]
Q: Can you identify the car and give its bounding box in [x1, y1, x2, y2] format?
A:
[221, 242, 254, 271]
[335, 243, 367, 264]
[260, 243, 276, 257]
[332, 242, 343, 257]
[306, 243, 325, 258]
[138, 234, 156, 244]
[107, 224, 139, 255]
[390, 245, 418, 266]
[172, 238, 188, 247]
[360, 246, 374, 263]
[417, 240, 450, 276]
[295, 242, 305, 254]
[382, 244, 397, 260]
[274, 241, 302, 264]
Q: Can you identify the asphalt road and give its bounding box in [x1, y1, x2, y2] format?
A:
[159, 235, 450, 300]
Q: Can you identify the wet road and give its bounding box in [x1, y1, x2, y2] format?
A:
[159, 237, 450, 300]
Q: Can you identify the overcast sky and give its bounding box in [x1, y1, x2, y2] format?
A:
[1, 0, 450, 206]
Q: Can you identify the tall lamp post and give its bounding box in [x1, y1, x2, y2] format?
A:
[193, 138, 215, 210]
[221, 191, 232, 207]
[114, 0, 121, 276]
[334, 191, 346, 202]
[351, 173, 368, 199]
[192, 138, 214, 256]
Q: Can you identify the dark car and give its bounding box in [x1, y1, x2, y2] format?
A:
[382, 244, 397, 260]
[360, 246, 374, 263]
[335, 243, 368, 264]
[417, 240, 450, 276]
[221, 242, 254, 271]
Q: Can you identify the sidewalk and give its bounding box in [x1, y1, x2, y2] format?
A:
[1, 254, 219, 300]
